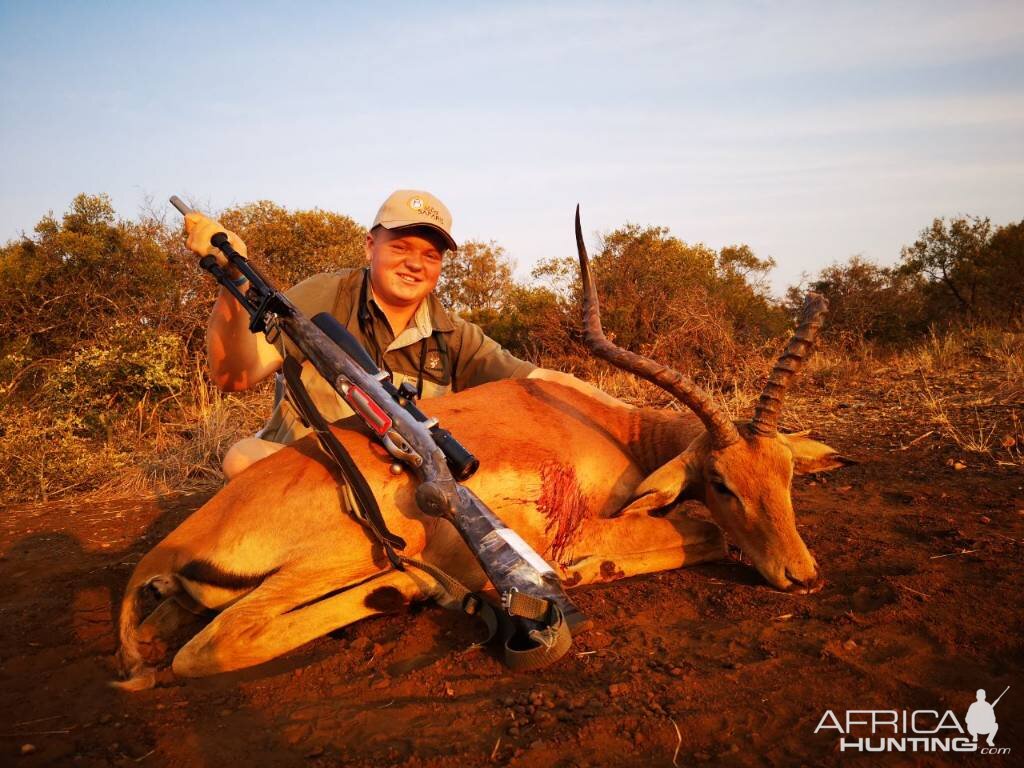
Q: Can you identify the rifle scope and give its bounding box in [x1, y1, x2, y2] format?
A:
[312, 313, 479, 480]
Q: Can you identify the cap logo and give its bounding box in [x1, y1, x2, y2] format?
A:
[408, 197, 424, 211]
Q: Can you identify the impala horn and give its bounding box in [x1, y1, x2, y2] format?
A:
[749, 292, 829, 437]
[575, 206, 740, 449]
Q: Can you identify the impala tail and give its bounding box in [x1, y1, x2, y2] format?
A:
[112, 550, 177, 691]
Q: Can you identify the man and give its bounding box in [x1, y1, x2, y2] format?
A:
[185, 189, 626, 478]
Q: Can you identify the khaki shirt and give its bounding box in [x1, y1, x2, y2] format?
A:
[259, 268, 535, 443]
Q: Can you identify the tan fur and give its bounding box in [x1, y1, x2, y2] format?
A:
[114, 378, 848, 688]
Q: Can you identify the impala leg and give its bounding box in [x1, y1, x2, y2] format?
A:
[171, 567, 444, 678]
[559, 511, 726, 587]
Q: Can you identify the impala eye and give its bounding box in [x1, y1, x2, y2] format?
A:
[710, 480, 734, 497]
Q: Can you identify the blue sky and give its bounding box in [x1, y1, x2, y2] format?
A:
[1, 1, 1022, 293]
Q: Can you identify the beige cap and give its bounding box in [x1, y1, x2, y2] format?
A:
[371, 189, 457, 251]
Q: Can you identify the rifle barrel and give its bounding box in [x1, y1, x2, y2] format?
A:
[169, 195, 193, 215]
[992, 685, 1010, 707]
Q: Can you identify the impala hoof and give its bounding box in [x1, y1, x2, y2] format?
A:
[784, 570, 824, 594]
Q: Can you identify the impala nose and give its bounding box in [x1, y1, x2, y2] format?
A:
[784, 568, 824, 594]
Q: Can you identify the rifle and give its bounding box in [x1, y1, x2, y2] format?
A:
[171, 196, 586, 669]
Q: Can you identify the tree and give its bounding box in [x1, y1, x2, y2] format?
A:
[219, 201, 366, 289]
[435, 240, 514, 314]
[718, 244, 775, 287]
[479, 284, 566, 361]
[0, 194, 176, 363]
[980, 220, 1024, 325]
[898, 215, 1024, 326]
[716, 244, 788, 339]
[899, 216, 991, 320]
[516, 224, 787, 381]
[787, 255, 927, 347]
[589, 224, 718, 352]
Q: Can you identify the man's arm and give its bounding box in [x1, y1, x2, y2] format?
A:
[206, 287, 283, 391]
[185, 212, 283, 391]
[526, 368, 633, 409]
[449, 316, 630, 408]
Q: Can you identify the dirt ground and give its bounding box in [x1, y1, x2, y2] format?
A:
[1, 366, 1021, 767]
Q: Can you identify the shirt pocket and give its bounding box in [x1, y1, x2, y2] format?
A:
[420, 338, 452, 386]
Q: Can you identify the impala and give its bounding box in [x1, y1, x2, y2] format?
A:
[114, 212, 850, 689]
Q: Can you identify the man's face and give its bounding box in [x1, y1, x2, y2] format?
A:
[365, 226, 446, 310]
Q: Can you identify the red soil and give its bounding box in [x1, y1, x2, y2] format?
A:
[1, 393, 1021, 767]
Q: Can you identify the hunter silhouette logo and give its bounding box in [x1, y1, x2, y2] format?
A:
[814, 685, 1011, 755]
[966, 687, 1008, 747]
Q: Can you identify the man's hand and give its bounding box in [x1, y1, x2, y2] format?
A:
[184, 212, 248, 268]
[527, 368, 632, 409]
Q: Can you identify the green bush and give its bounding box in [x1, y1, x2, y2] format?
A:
[488, 224, 789, 385]
[0, 194, 179, 364]
[0, 405, 130, 502]
[46, 323, 184, 437]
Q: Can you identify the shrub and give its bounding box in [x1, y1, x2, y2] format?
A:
[4, 193, 1019, 503]
[498, 224, 788, 387]
[787, 256, 929, 349]
[0, 194, 178, 366]
[899, 216, 1024, 326]
[45, 323, 185, 438]
[0, 405, 130, 503]
[219, 201, 366, 288]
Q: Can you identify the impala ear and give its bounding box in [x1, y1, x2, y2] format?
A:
[779, 432, 856, 475]
[619, 451, 702, 515]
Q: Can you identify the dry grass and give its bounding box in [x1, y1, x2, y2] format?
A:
[104, 359, 268, 499]
[986, 330, 1024, 401]
[920, 394, 1023, 467]
[889, 326, 1024, 466]
[4, 325, 1020, 506]
[0, 357, 268, 506]
[919, 383, 998, 454]
[895, 325, 1024, 387]
[802, 343, 876, 391]
[546, 334, 785, 420]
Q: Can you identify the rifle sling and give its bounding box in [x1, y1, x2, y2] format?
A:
[399, 557, 573, 672]
[281, 357, 572, 670]
[281, 356, 406, 569]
